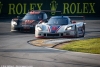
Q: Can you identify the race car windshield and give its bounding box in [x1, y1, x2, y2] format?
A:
[22, 14, 42, 20]
[47, 18, 68, 25]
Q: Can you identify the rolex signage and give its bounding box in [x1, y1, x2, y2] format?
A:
[50, 0, 58, 15]
[0, 0, 100, 17]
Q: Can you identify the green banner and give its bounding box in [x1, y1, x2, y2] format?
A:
[0, 0, 100, 17]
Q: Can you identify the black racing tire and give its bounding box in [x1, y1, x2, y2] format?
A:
[30, 28, 35, 34]
[74, 25, 78, 38]
[81, 24, 85, 37]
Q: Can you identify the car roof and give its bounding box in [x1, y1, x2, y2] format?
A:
[51, 16, 69, 19]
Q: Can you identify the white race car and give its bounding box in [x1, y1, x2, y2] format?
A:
[35, 16, 86, 38]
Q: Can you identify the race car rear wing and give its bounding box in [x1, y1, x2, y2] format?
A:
[68, 16, 85, 20]
[68, 16, 85, 22]
[28, 10, 61, 12]
[28, 10, 62, 18]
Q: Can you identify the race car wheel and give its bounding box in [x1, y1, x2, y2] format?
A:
[74, 26, 79, 38]
[30, 28, 35, 33]
[81, 24, 85, 37]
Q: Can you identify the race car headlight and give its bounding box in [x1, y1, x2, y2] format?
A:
[37, 26, 42, 31]
[66, 26, 72, 30]
[12, 21, 17, 25]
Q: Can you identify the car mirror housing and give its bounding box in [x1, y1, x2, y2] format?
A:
[45, 20, 48, 22]
[72, 21, 76, 23]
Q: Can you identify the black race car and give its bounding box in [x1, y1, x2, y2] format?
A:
[11, 10, 48, 32]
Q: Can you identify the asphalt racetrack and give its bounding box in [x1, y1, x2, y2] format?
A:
[0, 19, 100, 67]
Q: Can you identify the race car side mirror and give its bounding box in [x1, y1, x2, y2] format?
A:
[72, 21, 76, 23]
[45, 20, 48, 22]
[38, 20, 44, 24]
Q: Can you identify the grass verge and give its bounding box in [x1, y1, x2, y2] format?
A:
[60, 38, 100, 54]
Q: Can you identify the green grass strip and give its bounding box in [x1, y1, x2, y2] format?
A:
[61, 38, 100, 54]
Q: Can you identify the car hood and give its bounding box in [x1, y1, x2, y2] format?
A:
[21, 20, 38, 25]
[48, 25, 62, 33]
[37, 24, 73, 33]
